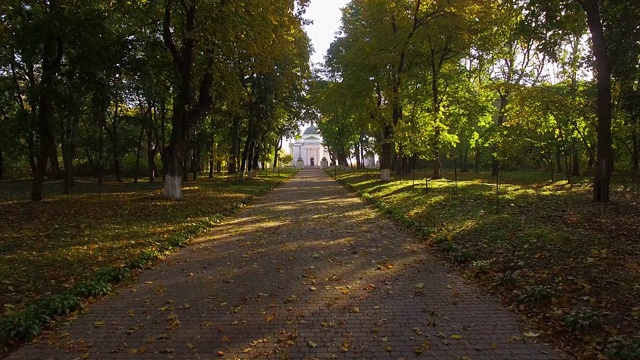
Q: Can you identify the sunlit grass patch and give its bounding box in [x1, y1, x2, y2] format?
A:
[0, 171, 295, 318]
[335, 168, 640, 358]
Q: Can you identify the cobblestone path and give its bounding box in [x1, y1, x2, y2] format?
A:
[9, 169, 566, 359]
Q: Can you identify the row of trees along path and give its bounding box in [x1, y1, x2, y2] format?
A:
[2, 1, 639, 204]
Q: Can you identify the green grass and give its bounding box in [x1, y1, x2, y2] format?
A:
[334, 168, 640, 359]
[0, 170, 295, 348]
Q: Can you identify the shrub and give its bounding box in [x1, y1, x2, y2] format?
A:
[40, 294, 83, 317]
[453, 249, 476, 264]
[518, 285, 554, 304]
[563, 307, 602, 331]
[72, 280, 112, 298]
[605, 336, 640, 360]
[0, 308, 49, 342]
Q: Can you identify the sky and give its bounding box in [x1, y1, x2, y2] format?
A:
[284, 0, 349, 151]
[304, 0, 350, 65]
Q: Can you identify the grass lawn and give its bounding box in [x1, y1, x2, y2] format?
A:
[0, 170, 295, 351]
[335, 168, 640, 359]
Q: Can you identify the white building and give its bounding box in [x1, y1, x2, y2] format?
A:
[289, 125, 330, 168]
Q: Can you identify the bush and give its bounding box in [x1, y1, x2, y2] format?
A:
[518, 285, 554, 304]
[605, 336, 640, 360]
[453, 249, 476, 264]
[72, 280, 112, 298]
[40, 294, 84, 317]
[563, 307, 602, 331]
[0, 308, 49, 342]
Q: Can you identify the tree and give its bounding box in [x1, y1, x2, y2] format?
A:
[157, 0, 310, 197]
[524, 0, 639, 200]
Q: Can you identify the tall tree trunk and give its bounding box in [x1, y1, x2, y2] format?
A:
[209, 136, 215, 178]
[246, 140, 256, 180]
[461, 148, 469, 172]
[47, 141, 62, 179]
[572, 144, 581, 176]
[273, 138, 282, 169]
[240, 134, 252, 177]
[492, 94, 508, 176]
[62, 142, 73, 194]
[97, 113, 105, 186]
[160, 98, 167, 180]
[147, 105, 157, 183]
[134, 116, 145, 184]
[62, 114, 78, 194]
[380, 125, 393, 181]
[360, 138, 366, 169]
[109, 100, 122, 182]
[251, 143, 260, 178]
[432, 129, 443, 179]
[27, 131, 37, 177]
[162, 2, 214, 198]
[432, 157, 443, 179]
[0, 148, 3, 179]
[228, 116, 241, 174]
[192, 130, 199, 181]
[31, 105, 54, 196]
[182, 140, 189, 182]
[632, 120, 639, 176]
[164, 143, 185, 199]
[430, 58, 443, 180]
[581, 0, 612, 201]
[31, 5, 63, 201]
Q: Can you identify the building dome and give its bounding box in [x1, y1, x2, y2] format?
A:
[303, 124, 320, 135]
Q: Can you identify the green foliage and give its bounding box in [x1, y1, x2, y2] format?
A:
[563, 307, 602, 332]
[453, 249, 476, 264]
[0, 308, 48, 342]
[40, 294, 84, 317]
[439, 241, 459, 254]
[95, 267, 132, 283]
[72, 280, 113, 298]
[606, 336, 640, 360]
[494, 272, 519, 288]
[471, 260, 492, 275]
[518, 285, 554, 305]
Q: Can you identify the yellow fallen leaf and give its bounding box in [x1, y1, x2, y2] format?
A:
[93, 321, 104, 327]
[308, 340, 318, 348]
[451, 334, 462, 340]
[523, 331, 540, 337]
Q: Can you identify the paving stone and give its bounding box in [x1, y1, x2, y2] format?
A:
[7, 169, 568, 359]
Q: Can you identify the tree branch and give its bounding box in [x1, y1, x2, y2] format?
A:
[163, 0, 182, 68]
